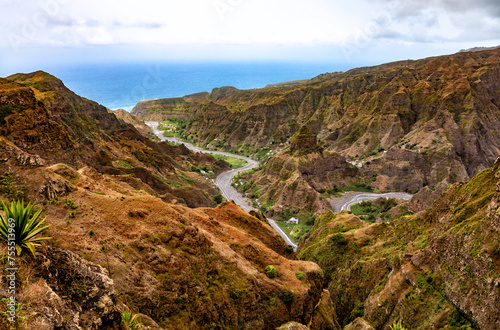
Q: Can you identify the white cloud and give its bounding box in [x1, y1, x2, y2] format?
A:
[0, 0, 499, 69]
[0, 0, 381, 48]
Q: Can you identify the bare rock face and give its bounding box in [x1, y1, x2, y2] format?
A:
[308, 289, 341, 330]
[290, 126, 323, 156]
[407, 185, 448, 213]
[38, 175, 74, 200]
[276, 321, 309, 330]
[344, 317, 375, 330]
[24, 246, 122, 329]
[0, 137, 46, 167]
[298, 161, 500, 329]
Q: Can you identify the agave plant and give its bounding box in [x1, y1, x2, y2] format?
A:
[122, 310, 140, 330]
[0, 200, 51, 257]
[389, 320, 407, 330]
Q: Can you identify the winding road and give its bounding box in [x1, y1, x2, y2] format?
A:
[146, 121, 298, 249]
[331, 192, 413, 212]
[146, 121, 414, 250]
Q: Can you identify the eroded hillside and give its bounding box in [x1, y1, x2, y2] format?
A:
[0, 73, 327, 328]
[2, 72, 226, 208]
[133, 48, 500, 195]
[297, 159, 500, 329]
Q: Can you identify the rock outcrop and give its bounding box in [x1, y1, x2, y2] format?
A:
[110, 108, 155, 138]
[0, 246, 122, 329]
[297, 159, 500, 329]
[0, 72, 226, 208]
[133, 48, 500, 195]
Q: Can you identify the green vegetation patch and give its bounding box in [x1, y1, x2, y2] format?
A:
[0, 172, 26, 200]
[206, 153, 247, 169]
[113, 160, 135, 169]
[153, 174, 185, 188]
[276, 218, 314, 242]
[158, 118, 187, 138]
[350, 198, 398, 223]
[265, 265, 278, 278]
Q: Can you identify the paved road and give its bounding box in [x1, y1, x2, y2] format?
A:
[332, 192, 413, 212]
[145, 121, 298, 249]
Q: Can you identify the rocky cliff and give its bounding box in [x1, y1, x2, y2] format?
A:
[297, 159, 500, 329]
[2, 72, 226, 208]
[110, 108, 155, 138]
[133, 48, 500, 195]
[0, 72, 327, 329]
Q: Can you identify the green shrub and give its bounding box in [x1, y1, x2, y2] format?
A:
[230, 288, 247, 300]
[302, 212, 316, 226]
[212, 194, 223, 205]
[265, 265, 279, 278]
[295, 271, 305, 280]
[0, 200, 52, 257]
[389, 321, 407, 330]
[49, 196, 60, 205]
[122, 310, 140, 330]
[0, 172, 25, 199]
[330, 233, 348, 246]
[64, 198, 77, 209]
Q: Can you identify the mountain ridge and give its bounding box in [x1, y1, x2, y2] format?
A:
[132, 48, 500, 216]
[0, 71, 328, 328]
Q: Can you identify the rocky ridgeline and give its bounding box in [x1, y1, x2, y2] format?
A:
[0, 72, 329, 328]
[297, 159, 500, 329]
[133, 48, 500, 195]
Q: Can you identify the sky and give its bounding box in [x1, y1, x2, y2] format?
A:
[1, 0, 500, 75]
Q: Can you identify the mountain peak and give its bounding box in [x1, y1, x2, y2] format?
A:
[290, 125, 323, 156]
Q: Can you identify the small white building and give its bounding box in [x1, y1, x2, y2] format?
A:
[287, 217, 299, 224]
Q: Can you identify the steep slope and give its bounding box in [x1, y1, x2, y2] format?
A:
[297, 159, 500, 329]
[110, 108, 155, 138]
[0, 142, 325, 329]
[0, 71, 328, 329]
[2, 72, 226, 207]
[236, 126, 351, 218]
[133, 48, 500, 194]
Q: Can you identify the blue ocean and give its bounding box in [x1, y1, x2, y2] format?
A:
[41, 62, 350, 111]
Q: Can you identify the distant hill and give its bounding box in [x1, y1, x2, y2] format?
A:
[459, 45, 500, 52]
[109, 108, 155, 138]
[133, 48, 500, 216]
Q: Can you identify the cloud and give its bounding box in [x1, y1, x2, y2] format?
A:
[0, 0, 499, 69]
[357, 0, 500, 44]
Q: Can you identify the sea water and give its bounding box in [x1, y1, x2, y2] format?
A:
[42, 62, 349, 111]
